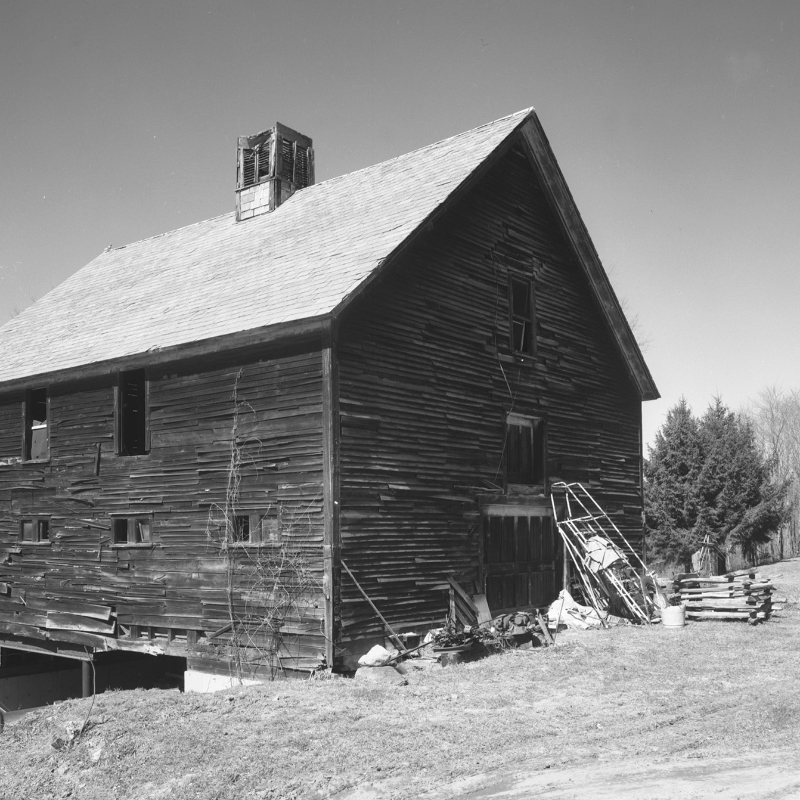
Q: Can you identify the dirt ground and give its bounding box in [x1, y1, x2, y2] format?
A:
[2, 558, 799, 800]
[332, 751, 800, 799]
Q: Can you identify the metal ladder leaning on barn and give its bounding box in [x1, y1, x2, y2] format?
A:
[550, 482, 666, 626]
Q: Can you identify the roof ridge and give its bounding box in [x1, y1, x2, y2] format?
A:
[306, 107, 533, 193]
[110, 108, 533, 252]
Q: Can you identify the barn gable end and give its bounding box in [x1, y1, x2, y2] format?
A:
[334, 142, 643, 664]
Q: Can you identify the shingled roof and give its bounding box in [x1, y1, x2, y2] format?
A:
[0, 108, 658, 400]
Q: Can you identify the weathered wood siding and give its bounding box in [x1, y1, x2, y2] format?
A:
[336, 143, 643, 646]
[0, 346, 326, 676]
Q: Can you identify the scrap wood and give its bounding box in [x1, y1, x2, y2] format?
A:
[447, 576, 479, 628]
[674, 571, 775, 625]
[471, 593, 493, 625]
[678, 585, 771, 593]
[686, 610, 767, 622]
[535, 612, 554, 645]
[206, 622, 234, 640]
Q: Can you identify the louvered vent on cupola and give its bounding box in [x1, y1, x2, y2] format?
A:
[235, 123, 314, 221]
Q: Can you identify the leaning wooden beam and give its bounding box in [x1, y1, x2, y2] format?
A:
[206, 621, 233, 640]
[340, 559, 405, 651]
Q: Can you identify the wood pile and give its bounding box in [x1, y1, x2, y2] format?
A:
[673, 571, 775, 625]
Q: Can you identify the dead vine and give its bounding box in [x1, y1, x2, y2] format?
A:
[205, 369, 324, 682]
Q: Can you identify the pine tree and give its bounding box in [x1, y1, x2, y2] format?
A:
[645, 398, 789, 569]
[644, 398, 703, 568]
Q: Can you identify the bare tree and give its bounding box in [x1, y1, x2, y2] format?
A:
[745, 387, 800, 561]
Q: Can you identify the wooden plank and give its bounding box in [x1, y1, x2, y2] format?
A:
[26, 596, 113, 620]
[48, 629, 113, 650]
[0, 620, 47, 639]
[46, 612, 116, 635]
[472, 594, 493, 625]
[322, 338, 340, 669]
[536, 612, 554, 645]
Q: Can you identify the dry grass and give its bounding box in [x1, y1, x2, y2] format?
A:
[2, 559, 800, 800]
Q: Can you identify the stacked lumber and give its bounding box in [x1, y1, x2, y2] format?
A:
[673, 572, 774, 625]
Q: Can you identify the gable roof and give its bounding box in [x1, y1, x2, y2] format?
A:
[0, 109, 658, 400]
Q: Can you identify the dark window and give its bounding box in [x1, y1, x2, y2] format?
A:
[239, 133, 311, 190]
[113, 516, 152, 545]
[24, 388, 48, 460]
[508, 277, 536, 356]
[113, 518, 128, 544]
[232, 515, 250, 543]
[242, 148, 256, 187]
[230, 513, 275, 545]
[20, 518, 49, 543]
[240, 139, 272, 190]
[256, 143, 271, 181]
[280, 138, 295, 182]
[505, 414, 546, 486]
[118, 370, 148, 456]
[294, 145, 309, 186]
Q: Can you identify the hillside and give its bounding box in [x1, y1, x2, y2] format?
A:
[2, 561, 800, 800]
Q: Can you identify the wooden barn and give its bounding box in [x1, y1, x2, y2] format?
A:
[0, 109, 658, 684]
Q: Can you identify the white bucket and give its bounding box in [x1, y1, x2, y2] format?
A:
[660, 605, 686, 628]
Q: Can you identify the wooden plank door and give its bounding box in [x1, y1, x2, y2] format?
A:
[482, 512, 558, 614]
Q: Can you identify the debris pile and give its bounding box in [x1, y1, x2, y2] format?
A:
[673, 571, 776, 625]
[426, 617, 504, 653]
[551, 482, 666, 627]
[546, 589, 603, 630]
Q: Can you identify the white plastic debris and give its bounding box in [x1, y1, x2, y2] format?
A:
[546, 589, 603, 630]
[584, 536, 625, 573]
[357, 644, 399, 667]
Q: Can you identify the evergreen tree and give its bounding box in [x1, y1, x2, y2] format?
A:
[644, 398, 703, 568]
[645, 397, 789, 569]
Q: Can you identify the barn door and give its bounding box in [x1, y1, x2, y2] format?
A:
[482, 511, 558, 614]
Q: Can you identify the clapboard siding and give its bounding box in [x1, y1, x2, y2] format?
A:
[337, 144, 643, 643]
[0, 346, 325, 673]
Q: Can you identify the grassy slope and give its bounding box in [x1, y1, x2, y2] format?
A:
[2, 560, 800, 800]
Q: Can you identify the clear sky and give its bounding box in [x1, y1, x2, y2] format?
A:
[1, 1, 798, 452]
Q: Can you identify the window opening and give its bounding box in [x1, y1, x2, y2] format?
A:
[113, 519, 128, 544]
[21, 518, 49, 543]
[24, 388, 48, 460]
[280, 138, 295, 182]
[113, 516, 152, 545]
[256, 143, 271, 181]
[230, 512, 276, 545]
[509, 277, 535, 356]
[118, 370, 148, 456]
[242, 148, 256, 187]
[233, 515, 250, 543]
[505, 414, 545, 486]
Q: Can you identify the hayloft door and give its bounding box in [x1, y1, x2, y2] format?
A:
[482, 508, 558, 614]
